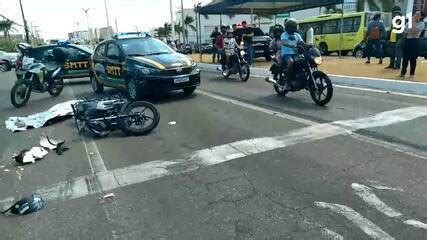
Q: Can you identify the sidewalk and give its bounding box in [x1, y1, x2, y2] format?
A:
[190, 54, 427, 83]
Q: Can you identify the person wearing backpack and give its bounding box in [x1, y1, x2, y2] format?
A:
[365, 13, 386, 64]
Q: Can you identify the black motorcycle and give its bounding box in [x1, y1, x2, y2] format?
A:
[217, 48, 250, 81]
[265, 44, 333, 106]
[72, 96, 160, 137]
[10, 47, 67, 108]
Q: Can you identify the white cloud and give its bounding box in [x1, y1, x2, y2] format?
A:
[0, 0, 211, 40]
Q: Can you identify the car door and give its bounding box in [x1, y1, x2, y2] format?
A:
[92, 43, 108, 84]
[62, 46, 91, 78]
[105, 42, 125, 87]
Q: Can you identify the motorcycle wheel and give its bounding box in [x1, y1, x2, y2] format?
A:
[118, 101, 160, 136]
[309, 71, 333, 106]
[48, 78, 64, 97]
[10, 79, 32, 108]
[239, 64, 250, 82]
[274, 84, 288, 96]
[0, 63, 7, 72]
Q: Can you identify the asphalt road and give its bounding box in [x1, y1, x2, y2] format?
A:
[0, 70, 426, 240]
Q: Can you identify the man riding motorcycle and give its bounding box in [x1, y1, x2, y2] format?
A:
[221, 28, 240, 75]
[281, 19, 306, 89]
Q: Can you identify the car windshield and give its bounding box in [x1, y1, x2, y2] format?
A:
[119, 38, 174, 56]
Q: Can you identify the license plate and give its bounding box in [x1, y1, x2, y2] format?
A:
[174, 76, 189, 84]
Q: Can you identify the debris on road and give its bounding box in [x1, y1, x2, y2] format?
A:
[15, 170, 22, 180]
[101, 193, 115, 200]
[5, 100, 82, 132]
[4, 169, 10, 172]
[40, 136, 69, 155]
[168, 121, 177, 125]
[99, 193, 115, 203]
[0, 165, 4, 169]
[13, 147, 48, 165]
[1, 194, 44, 215]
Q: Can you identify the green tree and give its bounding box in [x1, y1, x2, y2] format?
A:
[174, 21, 183, 42]
[183, 15, 196, 43]
[0, 19, 15, 42]
[155, 22, 172, 39]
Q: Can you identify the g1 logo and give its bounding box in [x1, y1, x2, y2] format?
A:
[392, 15, 412, 34]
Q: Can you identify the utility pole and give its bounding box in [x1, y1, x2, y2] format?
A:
[82, 8, 91, 45]
[170, 0, 175, 41]
[115, 18, 118, 33]
[181, 0, 185, 43]
[104, 0, 111, 38]
[18, 0, 31, 43]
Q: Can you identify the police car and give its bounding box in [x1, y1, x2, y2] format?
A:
[90, 32, 200, 100]
[15, 41, 93, 79]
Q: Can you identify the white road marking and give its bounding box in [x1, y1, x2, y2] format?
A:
[0, 106, 426, 206]
[329, 74, 427, 85]
[82, 136, 108, 173]
[403, 220, 427, 230]
[197, 89, 316, 126]
[321, 228, 345, 240]
[332, 85, 427, 100]
[351, 183, 403, 218]
[198, 90, 427, 161]
[314, 201, 394, 240]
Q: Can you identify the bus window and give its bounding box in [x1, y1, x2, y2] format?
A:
[342, 18, 354, 33]
[353, 16, 361, 32]
[322, 20, 339, 34]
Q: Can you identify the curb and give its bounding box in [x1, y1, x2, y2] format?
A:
[197, 63, 427, 96]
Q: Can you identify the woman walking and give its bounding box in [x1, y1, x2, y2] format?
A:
[400, 11, 425, 79]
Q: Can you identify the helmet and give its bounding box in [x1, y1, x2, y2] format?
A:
[285, 19, 298, 34]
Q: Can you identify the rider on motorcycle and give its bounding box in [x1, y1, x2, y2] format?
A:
[221, 28, 240, 75]
[281, 19, 305, 88]
[269, 25, 284, 81]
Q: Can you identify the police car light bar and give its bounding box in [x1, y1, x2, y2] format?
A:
[113, 32, 151, 39]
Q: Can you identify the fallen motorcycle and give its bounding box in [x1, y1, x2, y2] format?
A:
[10, 47, 67, 108]
[71, 96, 160, 137]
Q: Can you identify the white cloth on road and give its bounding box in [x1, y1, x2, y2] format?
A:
[5, 100, 81, 132]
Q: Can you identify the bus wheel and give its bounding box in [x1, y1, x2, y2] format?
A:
[319, 43, 329, 56]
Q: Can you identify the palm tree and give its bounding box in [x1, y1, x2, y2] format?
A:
[254, 14, 273, 27]
[174, 22, 183, 42]
[155, 22, 172, 39]
[0, 17, 16, 42]
[183, 15, 196, 43]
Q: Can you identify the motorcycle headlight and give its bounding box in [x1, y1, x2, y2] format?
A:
[240, 50, 246, 56]
[314, 57, 322, 65]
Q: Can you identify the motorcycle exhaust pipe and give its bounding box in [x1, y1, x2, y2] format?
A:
[264, 77, 277, 85]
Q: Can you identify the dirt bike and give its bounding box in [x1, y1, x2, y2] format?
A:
[265, 44, 333, 106]
[10, 59, 65, 108]
[71, 96, 160, 137]
[217, 48, 250, 81]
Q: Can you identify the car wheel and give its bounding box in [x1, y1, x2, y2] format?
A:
[91, 75, 104, 94]
[183, 86, 196, 95]
[354, 49, 364, 58]
[126, 79, 142, 101]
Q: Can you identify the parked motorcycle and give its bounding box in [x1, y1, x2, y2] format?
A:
[217, 48, 250, 81]
[71, 96, 160, 137]
[10, 47, 67, 108]
[265, 44, 333, 106]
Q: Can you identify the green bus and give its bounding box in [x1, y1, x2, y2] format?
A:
[298, 12, 392, 56]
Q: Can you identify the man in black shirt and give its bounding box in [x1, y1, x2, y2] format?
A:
[210, 27, 221, 63]
[241, 21, 254, 65]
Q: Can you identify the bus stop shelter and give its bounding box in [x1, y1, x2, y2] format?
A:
[197, 0, 344, 15]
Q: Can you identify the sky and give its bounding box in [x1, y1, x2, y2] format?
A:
[0, 0, 211, 40]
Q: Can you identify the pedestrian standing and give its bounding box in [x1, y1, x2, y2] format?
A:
[400, 11, 425, 79]
[241, 21, 254, 65]
[365, 13, 386, 64]
[216, 26, 226, 69]
[385, 7, 403, 69]
[210, 27, 221, 63]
